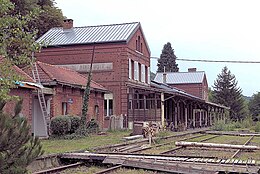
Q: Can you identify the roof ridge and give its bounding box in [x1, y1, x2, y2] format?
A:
[53, 22, 139, 29]
[157, 71, 205, 74]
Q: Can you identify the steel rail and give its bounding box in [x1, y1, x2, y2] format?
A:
[33, 162, 83, 174]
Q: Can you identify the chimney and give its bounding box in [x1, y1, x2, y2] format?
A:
[188, 68, 197, 72]
[163, 66, 167, 83]
[63, 19, 73, 30]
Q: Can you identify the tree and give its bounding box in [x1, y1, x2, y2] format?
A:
[0, 0, 43, 172]
[10, 0, 64, 38]
[212, 66, 246, 121]
[157, 42, 179, 72]
[0, 99, 43, 174]
[0, 0, 41, 100]
[208, 87, 214, 102]
[248, 92, 260, 121]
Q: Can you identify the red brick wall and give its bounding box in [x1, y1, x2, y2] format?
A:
[50, 85, 104, 128]
[170, 79, 208, 101]
[170, 83, 203, 99]
[3, 88, 33, 123]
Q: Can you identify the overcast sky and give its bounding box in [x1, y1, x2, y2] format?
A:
[55, 0, 260, 96]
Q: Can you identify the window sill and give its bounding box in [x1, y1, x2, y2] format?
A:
[135, 50, 143, 55]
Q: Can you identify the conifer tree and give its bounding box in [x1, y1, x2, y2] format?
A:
[212, 66, 246, 121]
[248, 92, 260, 121]
[0, 99, 43, 174]
[157, 42, 179, 72]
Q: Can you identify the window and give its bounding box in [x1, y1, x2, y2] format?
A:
[94, 105, 99, 119]
[145, 66, 148, 83]
[147, 67, 151, 84]
[138, 63, 141, 81]
[104, 93, 113, 116]
[138, 36, 141, 51]
[134, 61, 139, 80]
[128, 59, 132, 79]
[141, 64, 145, 83]
[131, 60, 134, 79]
[62, 102, 68, 115]
[136, 36, 142, 53]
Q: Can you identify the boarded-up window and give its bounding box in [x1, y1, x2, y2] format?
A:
[134, 61, 139, 80]
[141, 64, 145, 82]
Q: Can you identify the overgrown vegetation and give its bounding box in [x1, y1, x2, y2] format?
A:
[50, 116, 99, 139]
[212, 117, 260, 132]
[41, 130, 132, 154]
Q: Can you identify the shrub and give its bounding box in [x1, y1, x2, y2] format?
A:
[50, 116, 71, 136]
[255, 122, 260, 132]
[212, 120, 236, 131]
[241, 117, 254, 128]
[68, 115, 81, 133]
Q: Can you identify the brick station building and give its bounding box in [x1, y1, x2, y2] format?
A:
[154, 68, 209, 101]
[36, 20, 228, 130]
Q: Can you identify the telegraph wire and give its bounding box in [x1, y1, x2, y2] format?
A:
[150, 57, 260, 63]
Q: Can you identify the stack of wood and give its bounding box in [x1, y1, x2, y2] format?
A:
[175, 141, 260, 150]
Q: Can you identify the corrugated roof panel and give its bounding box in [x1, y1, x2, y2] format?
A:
[37, 22, 140, 46]
[154, 71, 205, 84]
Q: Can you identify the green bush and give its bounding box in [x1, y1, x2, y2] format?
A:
[241, 117, 254, 128]
[254, 122, 260, 132]
[68, 115, 81, 133]
[50, 116, 71, 136]
[212, 120, 236, 131]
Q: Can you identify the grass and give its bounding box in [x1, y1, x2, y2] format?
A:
[41, 130, 132, 154]
[60, 165, 160, 174]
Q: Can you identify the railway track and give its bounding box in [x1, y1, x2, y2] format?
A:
[32, 130, 260, 174]
[160, 134, 220, 154]
[95, 128, 208, 153]
[33, 162, 83, 174]
[60, 152, 260, 173]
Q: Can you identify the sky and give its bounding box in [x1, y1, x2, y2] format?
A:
[55, 0, 260, 96]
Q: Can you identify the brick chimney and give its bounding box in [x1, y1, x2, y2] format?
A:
[188, 68, 197, 72]
[63, 19, 73, 30]
[163, 66, 167, 83]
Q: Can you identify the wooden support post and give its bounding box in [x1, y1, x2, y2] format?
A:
[161, 93, 165, 128]
[177, 102, 180, 126]
[199, 110, 202, 127]
[193, 109, 196, 128]
[205, 110, 208, 126]
[175, 103, 178, 128]
[185, 106, 188, 129]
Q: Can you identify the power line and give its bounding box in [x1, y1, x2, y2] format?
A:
[150, 57, 260, 63]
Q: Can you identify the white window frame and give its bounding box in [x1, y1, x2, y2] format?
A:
[141, 64, 145, 83]
[128, 58, 132, 79]
[148, 67, 151, 84]
[134, 61, 139, 81]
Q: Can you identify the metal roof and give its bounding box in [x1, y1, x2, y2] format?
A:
[37, 22, 140, 46]
[154, 71, 205, 84]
